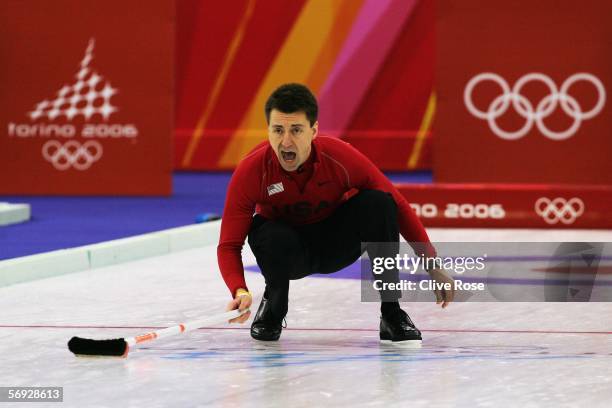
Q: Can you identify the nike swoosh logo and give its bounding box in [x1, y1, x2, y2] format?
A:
[317, 181, 332, 187]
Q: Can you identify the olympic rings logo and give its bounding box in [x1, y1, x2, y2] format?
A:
[42, 140, 103, 170]
[534, 197, 584, 225]
[464, 73, 606, 140]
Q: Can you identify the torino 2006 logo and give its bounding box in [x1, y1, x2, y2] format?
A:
[464, 73, 606, 140]
[7, 38, 138, 171]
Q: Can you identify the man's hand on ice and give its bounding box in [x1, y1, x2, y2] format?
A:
[226, 289, 252, 323]
[427, 268, 455, 309]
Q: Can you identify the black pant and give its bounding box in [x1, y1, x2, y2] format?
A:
[247, 189, 401, 321]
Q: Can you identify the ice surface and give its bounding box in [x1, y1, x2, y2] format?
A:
[1, 229, 611, 407]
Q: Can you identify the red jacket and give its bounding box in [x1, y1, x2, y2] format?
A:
[217, 136, 432, 296]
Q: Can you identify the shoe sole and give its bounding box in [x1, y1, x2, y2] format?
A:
[380, 339, 422, 347]
[250, 332, 281, 341]
[251, 337, 280, 342]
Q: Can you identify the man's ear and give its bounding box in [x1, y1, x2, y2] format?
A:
[312, 121, 318, 139]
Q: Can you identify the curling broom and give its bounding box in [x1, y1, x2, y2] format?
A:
[68, 308, 249, 358]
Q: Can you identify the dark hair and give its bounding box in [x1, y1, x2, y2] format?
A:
[264, 83, 318, 126]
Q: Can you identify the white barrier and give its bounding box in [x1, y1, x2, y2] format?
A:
[0, 220, 222, 287]
[0, 202, 31, 226]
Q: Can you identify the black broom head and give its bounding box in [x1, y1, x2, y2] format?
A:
[68, 336, 129, 357]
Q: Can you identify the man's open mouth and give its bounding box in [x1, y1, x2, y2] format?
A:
[281, 151, 296, 162]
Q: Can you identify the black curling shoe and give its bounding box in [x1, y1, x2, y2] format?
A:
[380, 308, 422, 345]
[250, 295, 283, 341]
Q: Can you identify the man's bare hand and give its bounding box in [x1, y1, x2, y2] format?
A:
[226, 289, 252, 323]
[428, 268, 454, 309]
